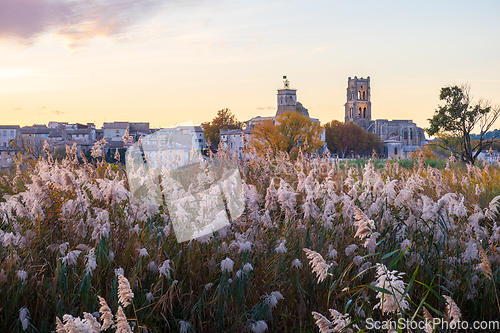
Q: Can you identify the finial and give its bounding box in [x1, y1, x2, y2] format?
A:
[283, 76, 290, 89]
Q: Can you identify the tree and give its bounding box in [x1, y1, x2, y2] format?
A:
[426, 84, 500, 164]
[202, 108, 243, 146]
[324, 120, 382, 158]
[252, 111, 324, 159]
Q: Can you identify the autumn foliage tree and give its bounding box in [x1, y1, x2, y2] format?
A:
[252, 111, 324, 159]
[324, 120, 382, 158]
[202, 108, 243, 145]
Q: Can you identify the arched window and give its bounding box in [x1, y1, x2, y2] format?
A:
[410, 128, 413, 140]
[358, 107, 362, 117]
[363, 107, 366, 118]
[358, 91, 361, 99]
[363, 91, 366, 99]
[403, 130, 408, 140]
[394, 147, 398, 155]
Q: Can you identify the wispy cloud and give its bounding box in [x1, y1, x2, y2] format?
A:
[0, 0, 197, 49]
[311, 45, 328, 54]
[13, 107, 22, 111]
[256, 106, 275, 111]
[37, 107, 65, 115]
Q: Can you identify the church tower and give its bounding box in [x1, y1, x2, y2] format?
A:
[344, 76, 371, 130]
[276, 76, 309, 118]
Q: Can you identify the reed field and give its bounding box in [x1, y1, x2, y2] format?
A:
[1, 145, 500, 332]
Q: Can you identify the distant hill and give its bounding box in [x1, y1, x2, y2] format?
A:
[470, 129, 500, 141]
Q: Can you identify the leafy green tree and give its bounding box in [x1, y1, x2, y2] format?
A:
[426, 84, 500, 164]
[202, 108, 242, 146]
[324, 120, 382, 158]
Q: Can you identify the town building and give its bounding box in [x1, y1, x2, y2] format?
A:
[0, 125, 22, 167]
[0, 125, 21, 149]
[21, 123, 97, 155]
[344, 76, 427, 158]
[220, 128, 253, 157]
[103, 122, 130, 142]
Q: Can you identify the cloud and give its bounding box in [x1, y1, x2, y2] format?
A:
[257, 106, 275, 111]
[13, 107, 22, 111]
[0, 0, 179, 48]
[311, 45, 328, 54]
[36, 106, 64, 115]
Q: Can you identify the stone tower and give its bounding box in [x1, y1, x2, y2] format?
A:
[276, 76, 309, 118]
[344, 76, 371, 130]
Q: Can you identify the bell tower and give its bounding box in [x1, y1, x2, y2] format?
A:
[276, 76, 298, 116]
[344, 76, 371, 130]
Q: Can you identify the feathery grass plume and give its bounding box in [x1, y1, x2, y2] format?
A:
[61, 249, 82, 266]
[179, 320, 194, 333]
[85, 248, 97, 276]
[114, 148, 121, 162]
[423, 307, 434, 333]
[373, 264, 409, 314]
[303, 248, 331, 283]
[159, 259, 172, 278]
[345, 244, 358, 256]
[275, 239, 287, 254]
[17, 269, 27, 282]
[443, 295, 462, 325]
[312, 311, 333, 333]
[353, 206, 374, 240]
[117, 274, 134, 308]
[83, 312, 101, 333]
[292, 259, 302, 269]
[485, 195, 500, 220]
[264, 178, 277, 211]
[329, 309, 353, 332]
[115, 306, 133, 333]
[19, 307, 29, 331]
[98, 296, 114, 330]
[266, 291, 284, 308]
[62, 314, 77, 332]
[137, 247, 149, 257]
[250, 320, 268, 333]
[221, 257, 234, 273]
[243, 262, 253, 273]
[55, 317, 65, 333]
[477, 245, 493, 280]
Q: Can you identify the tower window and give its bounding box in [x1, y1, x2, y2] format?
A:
[363, 107, 366, 118]
[358, 107, 362, 117]
[403, 130, 408, 140]
[410, 128, 413, 140]
[394, 147, 398, 155]
[363, 91, 366, 99]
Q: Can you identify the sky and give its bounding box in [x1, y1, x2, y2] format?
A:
[1, 0, 499, 131]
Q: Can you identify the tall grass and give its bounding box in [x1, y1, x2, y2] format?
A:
[1, 148, 500, 332]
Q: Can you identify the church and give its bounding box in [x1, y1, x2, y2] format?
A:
[220, 76, 325, 156]
[245, 76, 316, 128]
[344, 76, 427, 158]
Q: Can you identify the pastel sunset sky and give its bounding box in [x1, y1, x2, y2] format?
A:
[1, 0, 499, 130]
